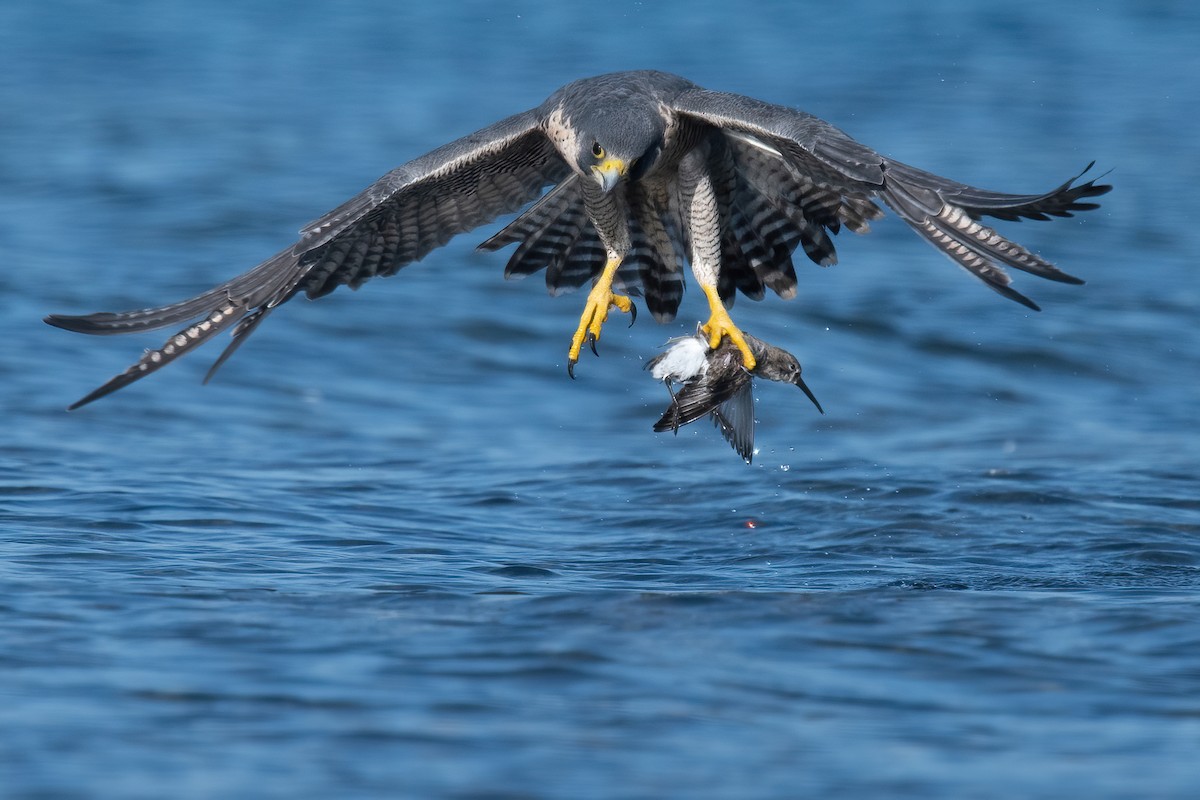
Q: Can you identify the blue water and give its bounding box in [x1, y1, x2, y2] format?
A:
[3, 1, 1199, 797]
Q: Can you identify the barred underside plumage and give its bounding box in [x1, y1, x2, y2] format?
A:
[557, 230, 607, 292]
[46, 70, 1110, 409]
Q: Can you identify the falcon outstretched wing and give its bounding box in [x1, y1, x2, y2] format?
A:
[670, 88, 1111, 309]
[46, 109, 569, 409]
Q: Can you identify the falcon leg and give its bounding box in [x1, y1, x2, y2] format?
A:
[678, 148, 757, 372]
[699, 284, 757, 371]
[566, 255, 636, 377]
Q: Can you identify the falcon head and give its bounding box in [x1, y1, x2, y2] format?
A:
[566, 93, 665, 192]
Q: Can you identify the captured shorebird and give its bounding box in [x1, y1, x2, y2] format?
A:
[46, 70, 1110, 411]
[648, 328, 822, 463]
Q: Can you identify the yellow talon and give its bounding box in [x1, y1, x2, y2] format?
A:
[700, 285, 757, 371]
[567, 257, 634, 376]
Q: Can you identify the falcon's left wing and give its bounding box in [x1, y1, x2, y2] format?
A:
[670, 88, 1110, 310]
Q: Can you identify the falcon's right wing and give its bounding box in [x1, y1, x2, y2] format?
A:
[46, 109, 571, 409]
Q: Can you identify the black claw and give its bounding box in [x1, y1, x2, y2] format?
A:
[586, 332, 598, 357]
[567, 359, 577, 380]
[628, 303, 638, 327]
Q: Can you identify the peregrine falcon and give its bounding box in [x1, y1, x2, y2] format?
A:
[46, 70, 1110, 410]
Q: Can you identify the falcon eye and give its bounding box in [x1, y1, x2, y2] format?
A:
[592, 142, 605, 159]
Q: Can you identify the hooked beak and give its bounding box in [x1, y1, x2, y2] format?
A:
[792, 374, 824, 415]
[590, 157, 628, 192]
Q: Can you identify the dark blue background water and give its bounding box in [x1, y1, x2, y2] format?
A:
[3, 1, 1198, 797]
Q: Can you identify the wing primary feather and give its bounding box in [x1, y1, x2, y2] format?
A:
[202, 305, 275, 385]
[65, 300, 247, 410]
[43, 251, 294, 335]
[714, 381, 756, 463]
[886, 160, 1112, 222]
[880, 164, 1098, 308]
[904, 213, 1042, 311]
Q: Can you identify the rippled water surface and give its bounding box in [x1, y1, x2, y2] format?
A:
[3, 2, 1199, 798]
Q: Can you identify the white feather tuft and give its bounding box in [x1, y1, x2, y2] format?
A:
[649, 336, 709, 382]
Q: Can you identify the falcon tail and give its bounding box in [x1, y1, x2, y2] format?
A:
[879, 162, 1111, 309]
